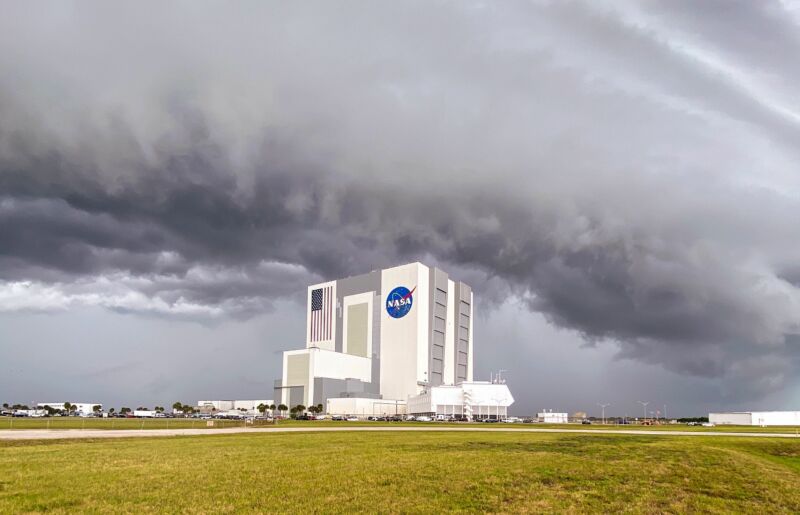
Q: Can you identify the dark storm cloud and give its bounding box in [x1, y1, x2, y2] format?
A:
[1, 1, 800, 398]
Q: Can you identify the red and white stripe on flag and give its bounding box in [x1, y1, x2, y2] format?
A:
[310, 286, 333, 342]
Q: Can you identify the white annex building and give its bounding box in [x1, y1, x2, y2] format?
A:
[275, 262, 514, 419]
[709, 411, 800, 426]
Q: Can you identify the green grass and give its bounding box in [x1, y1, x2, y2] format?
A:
[0, 416, 256, 431]
[1, 431, 799, 513]
[2, 416, 799, 433]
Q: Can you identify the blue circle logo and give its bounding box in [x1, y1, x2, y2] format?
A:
[386, 286, 415, 318]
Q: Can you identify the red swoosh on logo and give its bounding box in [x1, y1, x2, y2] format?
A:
[402, 286, 416, 300]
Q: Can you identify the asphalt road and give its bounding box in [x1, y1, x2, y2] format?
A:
[2, 426, 800, 440]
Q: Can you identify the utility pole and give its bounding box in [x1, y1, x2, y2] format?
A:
[637, 401, 649, 423]
[597, 403, 610, 425]
[664, 404, 667, 423]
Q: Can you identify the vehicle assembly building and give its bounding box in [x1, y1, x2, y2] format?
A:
[275, 262, 513, 418]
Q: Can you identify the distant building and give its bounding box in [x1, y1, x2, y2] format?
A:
[196, 400, 273, 413]
[327, 398, 407, 417]
[37, 402, 101, 415]
[709, 411, 800, 426]
[538, 411, 569, 423]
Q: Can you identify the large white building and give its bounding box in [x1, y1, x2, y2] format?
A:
[37, 402, 102, 415]
[275, 262, 501, 417]
[709, 411, 800, 426]
[407, 381, 514, 420]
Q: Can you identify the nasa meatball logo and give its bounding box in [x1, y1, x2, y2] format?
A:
[386, 286, 415, 319]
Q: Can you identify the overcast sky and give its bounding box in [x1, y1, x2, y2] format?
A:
[2, 1, 800, 416]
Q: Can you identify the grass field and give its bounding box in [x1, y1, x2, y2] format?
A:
[1, 431, 799, 513]
[2, 416, 799, 434]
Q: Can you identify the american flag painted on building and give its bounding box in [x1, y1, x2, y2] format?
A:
[310, 286, 333, 342]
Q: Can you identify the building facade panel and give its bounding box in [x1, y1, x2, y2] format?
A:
[379, 263, 430, 401]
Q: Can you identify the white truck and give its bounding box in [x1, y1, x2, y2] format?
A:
[134, 410, 157, 418]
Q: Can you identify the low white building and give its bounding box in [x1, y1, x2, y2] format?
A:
[407, 382, 514, 420]
[538, 411, 569, 423]
[197, 400, 273, 413]
[37, 402, 102, 415]
[326, 398, 407, 417]
[709, 411, 800, 426]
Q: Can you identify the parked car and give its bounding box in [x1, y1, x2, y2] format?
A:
[346, 416, 359, 422]
[582, 419, 592, 425]
[331, 415, 345, 421]
[416, 416, 432, 422]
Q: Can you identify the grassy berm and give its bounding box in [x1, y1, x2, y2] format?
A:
[1, 431, 799, 513]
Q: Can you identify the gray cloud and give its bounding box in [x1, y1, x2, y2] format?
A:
[1, 1, 800, 401]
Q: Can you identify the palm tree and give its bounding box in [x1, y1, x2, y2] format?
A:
[92, 405, 102, 414]
[63, 402, 72, 415]
[257, 403, 267, 416]
[278, 404, 287, 417]
[108, 408, 116, 415]
[172, 401, 183, 414]
[317, 403, 323, 414]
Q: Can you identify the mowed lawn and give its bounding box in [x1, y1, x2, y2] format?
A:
[1, 432, 800, 513]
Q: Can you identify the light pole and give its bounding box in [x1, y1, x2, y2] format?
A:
[664, 404, 667, 423]
[497, 370, 508, 384]
[637, 401, 649, 424]
[597, 403, 610, 425]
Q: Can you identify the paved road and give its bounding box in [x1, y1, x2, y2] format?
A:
[1, 426, 799, 440]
